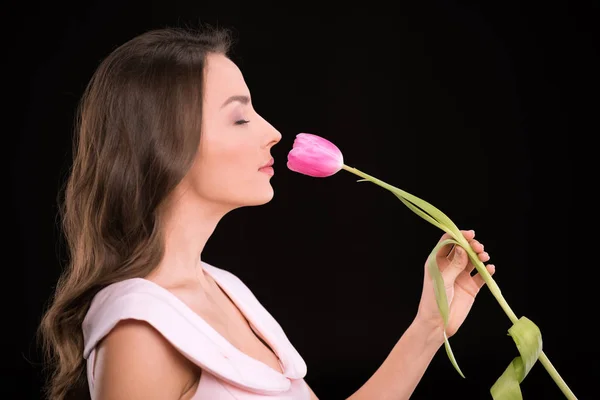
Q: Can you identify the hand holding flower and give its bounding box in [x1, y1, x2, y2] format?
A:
[416, 229, 494, 340]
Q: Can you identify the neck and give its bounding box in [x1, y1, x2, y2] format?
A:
[149, 186, 232, 288]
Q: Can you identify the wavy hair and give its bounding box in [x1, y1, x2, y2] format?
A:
[37, 26, 232, 399]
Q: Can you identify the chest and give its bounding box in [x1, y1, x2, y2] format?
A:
[184, 287, 284, 374]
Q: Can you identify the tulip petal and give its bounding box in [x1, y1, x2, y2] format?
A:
[295, 133, 343, 161]
[287, 133, 344, 177]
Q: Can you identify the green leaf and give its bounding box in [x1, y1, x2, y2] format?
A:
[427, 238, 465, 378]
[392, 192, 448, 233]
[443, 331, 465, 379]
[392, 187, 462, 239]
[353, 170, 462, 238]
[491, 358, 523, 399]
[490, 317, 543, 399]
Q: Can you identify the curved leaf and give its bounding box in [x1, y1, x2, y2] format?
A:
[351, 169, 461, 238]
[427, 238, 465, 378]
[392, 192, 448, 233]
[490, 317, 543, 399]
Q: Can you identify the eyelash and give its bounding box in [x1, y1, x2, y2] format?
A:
[235, 119, 250, 125]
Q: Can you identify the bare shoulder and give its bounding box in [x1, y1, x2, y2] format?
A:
[94, 319, 200, 399]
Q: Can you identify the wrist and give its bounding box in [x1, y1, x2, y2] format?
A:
[411, 315, 445, 348]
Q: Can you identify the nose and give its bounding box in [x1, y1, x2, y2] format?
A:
[261, 115, 282, 148]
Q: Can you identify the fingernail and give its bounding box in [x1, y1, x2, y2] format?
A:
[455, 247, 463, 257]
[470, 230, 475, 235]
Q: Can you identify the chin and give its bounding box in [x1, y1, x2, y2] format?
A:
[231, 187, 275, 208]
[251, 188, 275, 206]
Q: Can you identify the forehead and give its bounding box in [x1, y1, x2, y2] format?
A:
[203, 53, 249, 104]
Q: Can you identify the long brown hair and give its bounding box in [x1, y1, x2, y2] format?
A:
[37, 26, 232, 400]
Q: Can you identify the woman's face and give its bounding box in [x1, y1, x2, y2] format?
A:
[183, 53, 282, 212]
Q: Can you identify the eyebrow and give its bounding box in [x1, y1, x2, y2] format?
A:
[221, 95, 251, 109]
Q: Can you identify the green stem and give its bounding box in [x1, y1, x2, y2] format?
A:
[340, 164, 577, 399]
[538, 353, 577, 400]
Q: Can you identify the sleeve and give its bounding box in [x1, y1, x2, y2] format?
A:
[82, 279, 293, 394]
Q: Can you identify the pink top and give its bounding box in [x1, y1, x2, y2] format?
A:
[82, 262, 310, 399]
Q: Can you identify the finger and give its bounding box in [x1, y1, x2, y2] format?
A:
[478, 251, 490, 262]
[465, 252, 483, 273]
[437, 230, 474, 259]
[443, 245, 469, 283]
[472, 264, 496, 288]
[467, 239, 490, 262]
[462, 229, 475, 241]
[444, 244, 456, 259]
[466, 257, 475, 273]
[469, 239, 484, 253]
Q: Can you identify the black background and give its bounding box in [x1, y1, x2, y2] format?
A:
[5, 0, 597, 399]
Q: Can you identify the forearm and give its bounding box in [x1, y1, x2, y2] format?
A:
[346, 318, 444, 400]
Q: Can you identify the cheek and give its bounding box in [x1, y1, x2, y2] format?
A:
[196, 136, 254, 181]
[211, 140, 249, 166]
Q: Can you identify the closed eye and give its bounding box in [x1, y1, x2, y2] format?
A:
[235, 119, 250, 125]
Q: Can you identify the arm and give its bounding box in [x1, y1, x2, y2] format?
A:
[94, 319, 199, 399]
[308, 230, 491, 400]
[304, 320, 442, 400]
[345, 318, 443, 400]
[344, 229, 491, 400]
[307, 381, 320, 400]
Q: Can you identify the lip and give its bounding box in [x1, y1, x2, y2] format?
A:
[260, 157, 274, 169]
[259, 166, 274, 176]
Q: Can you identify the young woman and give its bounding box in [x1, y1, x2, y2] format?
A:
[38, 26, 493, 400]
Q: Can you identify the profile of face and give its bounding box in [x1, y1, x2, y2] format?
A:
[180, 53, 282, 213]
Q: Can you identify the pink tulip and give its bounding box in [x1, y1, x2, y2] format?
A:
[287, 133, 344, 177]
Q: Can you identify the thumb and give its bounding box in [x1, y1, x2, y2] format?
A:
[443, 245, 468, 283]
